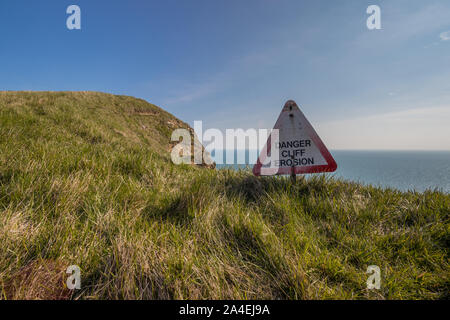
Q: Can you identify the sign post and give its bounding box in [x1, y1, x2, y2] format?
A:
[290, 156, 296, 183]
[253, 100, 337, 180]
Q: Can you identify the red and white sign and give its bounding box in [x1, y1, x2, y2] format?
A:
[253, 100, 337, 176]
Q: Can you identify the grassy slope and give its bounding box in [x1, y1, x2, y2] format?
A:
[0, 91, 448, 300]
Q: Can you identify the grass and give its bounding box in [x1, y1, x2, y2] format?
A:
[0, 91, 448, 300]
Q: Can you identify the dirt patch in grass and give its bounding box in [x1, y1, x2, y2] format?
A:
[4, 260, 72, 300]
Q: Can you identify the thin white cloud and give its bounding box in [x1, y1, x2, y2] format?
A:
[318, 106, 450, 151]
[163, 82, 220, 105]
[161, 41, 304, 107]
[440, 31, 450, 41]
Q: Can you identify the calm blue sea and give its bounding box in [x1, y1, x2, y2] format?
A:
[215, 150, 450, 193]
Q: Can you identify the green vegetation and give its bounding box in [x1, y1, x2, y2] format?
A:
[0, 91, 448, 300]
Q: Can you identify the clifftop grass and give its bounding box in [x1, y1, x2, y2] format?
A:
[0, 91, 448, 300]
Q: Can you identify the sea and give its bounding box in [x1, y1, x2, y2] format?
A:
[215, 150, 450, 193]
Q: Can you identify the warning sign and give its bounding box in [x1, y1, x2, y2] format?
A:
[253, 100, 337, 176]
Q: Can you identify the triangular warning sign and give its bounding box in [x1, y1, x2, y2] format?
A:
[253, 100, 337, 176]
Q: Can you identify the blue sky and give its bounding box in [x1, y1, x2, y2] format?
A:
[1, 0, 449, 150]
